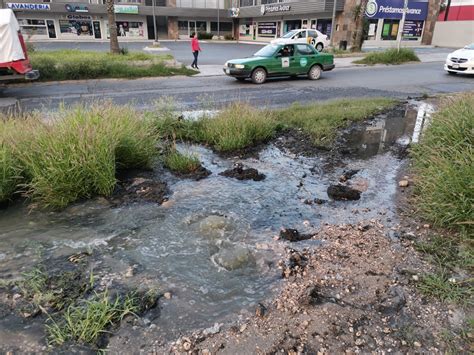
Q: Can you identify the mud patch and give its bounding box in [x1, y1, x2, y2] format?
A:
[112, 176, 168, 205]
[170, 165, 211, 181]
[219, 163, 266, 181]
[327, 184, 361, 201]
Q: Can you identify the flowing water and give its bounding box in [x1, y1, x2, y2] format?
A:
[0, 101, 434, 343]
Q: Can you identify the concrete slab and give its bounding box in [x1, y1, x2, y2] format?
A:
[0, 97, 19, 114]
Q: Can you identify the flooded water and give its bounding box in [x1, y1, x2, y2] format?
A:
[0, 101, 433, 342]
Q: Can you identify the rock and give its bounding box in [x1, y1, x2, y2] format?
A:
[183, 342, 192, 351]
[279, 228, 312, 242]
[198, 215, 235, 239]
[124, 266, 135, 278]
[163, 292, 172, 300]
[339, 169, 360, 182]
[202, 349, 211, 355]
[203, 322, 221, 335]
[314, 198, 327, 205]
[412, 275, 419, 281]
[327, 184, 361, 201]
[377, 286, 406, 315]
[219, 164, 265, 181]
[398, 180, 409, 187]
[239, 324, 247, 332]
[255, 303, 267, 318]
[213, 245, 254, 271]
[413, 341, 421, 347]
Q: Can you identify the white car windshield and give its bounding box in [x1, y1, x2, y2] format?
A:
[282, 30, 298, 39]
[254, 44, 279, 57]
[464, 43, 474, 49]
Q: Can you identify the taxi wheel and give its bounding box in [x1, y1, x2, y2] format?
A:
[308, 65, 322, 80]
[251, 68, 267, 84]
[315, 43, 324, 52]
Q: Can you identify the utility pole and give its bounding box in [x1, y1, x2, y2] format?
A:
[330, 0, 337, 47]
[397, 0, 408, 52]
[152, 0, 158, 44]
[217, 0, 220, 39]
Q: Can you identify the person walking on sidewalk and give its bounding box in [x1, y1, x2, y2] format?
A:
[191, 32, 201, 69]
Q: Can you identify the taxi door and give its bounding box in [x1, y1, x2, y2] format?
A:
[292, 44, 315, 74]
[268, 44, 294, 76]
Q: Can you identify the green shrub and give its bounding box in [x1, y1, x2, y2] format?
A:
[164, 149, 201, 174]
[190, 103, 279, 152]
[29, 50, 193, 81]
[353, 48, 420, 65]
[4, 103, 158, 209]
[224, 34, 234, 40]
[411, 94, 474, 230]
[0, 143, 20, 203]
[197, 32, 214, 40]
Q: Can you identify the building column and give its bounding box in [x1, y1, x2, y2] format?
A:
[422, 0, 441, 45]
[168, 16, 178, 40]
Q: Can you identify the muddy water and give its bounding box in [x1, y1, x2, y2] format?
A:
[0, 101, 433, 343]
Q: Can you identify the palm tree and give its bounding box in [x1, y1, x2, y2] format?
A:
[105, 0, 120, 54]
[352, 0, 368, 52]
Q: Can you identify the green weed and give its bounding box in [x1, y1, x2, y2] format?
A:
[353, 48, 420, 65]
[417, 270, 473, 306]
[411, 94, 474, 230]
[164, 150, 201, 174]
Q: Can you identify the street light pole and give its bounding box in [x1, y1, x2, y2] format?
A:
[152, 0, 158, 44]
[397, 0, 408, 52]
[217, 0, 220, 39]
[330, 0, 337, 47]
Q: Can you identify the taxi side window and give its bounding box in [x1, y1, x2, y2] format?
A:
[278, 45, 295, 57]
[296, 31, 306, 39]
[308, 30, 318, 38]
[296, 44, 316, 55]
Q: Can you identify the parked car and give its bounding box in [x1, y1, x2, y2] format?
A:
[444, 43, 474, 75]
[271, 29, 330, 52]
[0, 9, 39, 83]
[223, 43, 335, 84]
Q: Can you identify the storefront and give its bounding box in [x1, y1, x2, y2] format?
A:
[363, 0, 429, 45]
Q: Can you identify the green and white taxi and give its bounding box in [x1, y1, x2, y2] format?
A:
[223, 43, 335, 84]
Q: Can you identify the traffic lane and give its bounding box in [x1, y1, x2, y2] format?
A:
[5, 62, 474, 111]
[32, 41, 264, 66]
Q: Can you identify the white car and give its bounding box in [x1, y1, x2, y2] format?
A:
[271, 29, 330, 52]
[445, 43, 474, 75]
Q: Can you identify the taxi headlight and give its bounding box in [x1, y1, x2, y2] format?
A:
[234, 64, 245, 69]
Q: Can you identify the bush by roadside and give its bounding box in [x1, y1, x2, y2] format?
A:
[353, 48, 420, 65]
[0, 103, 159, 209]
[30, 50, 194, 81]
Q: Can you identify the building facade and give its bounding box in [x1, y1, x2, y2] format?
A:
[1, 0, 442, 46]
[432, 0, 474, 47]
[0, 0, 232, 40]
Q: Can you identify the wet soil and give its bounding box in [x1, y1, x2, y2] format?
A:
[219, 164, 266, 181]
[111, 171, 168, 206]
[170, 165, 212, 181]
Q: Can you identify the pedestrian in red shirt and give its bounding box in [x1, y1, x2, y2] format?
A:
[191, 32, 201, 69]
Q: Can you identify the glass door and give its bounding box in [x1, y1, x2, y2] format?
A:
[47, 20, 56, 38]
[189, 21, 196, 37]
[93, 21, 102, 39]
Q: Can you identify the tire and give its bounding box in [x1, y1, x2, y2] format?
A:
[236, 77, 246, 82]
[447, 71, 457, 75]
[308, 65, 322, 80]
[251, 67, 267, 84]
[315, 43, 324, 52]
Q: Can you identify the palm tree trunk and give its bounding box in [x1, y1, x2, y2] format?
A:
[106, 0, 120, 54]
[352, 0, 368, 52]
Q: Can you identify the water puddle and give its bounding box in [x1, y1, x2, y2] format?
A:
[0, 100, 434, 344]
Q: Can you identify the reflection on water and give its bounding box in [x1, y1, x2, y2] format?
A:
[0, 101, 433, 338]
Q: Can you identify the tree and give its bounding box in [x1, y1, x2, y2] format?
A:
[351, 0, 368, 52]
[105, 0, 120, 54]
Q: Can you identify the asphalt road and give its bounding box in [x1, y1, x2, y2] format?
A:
[2, 61, 473, 112]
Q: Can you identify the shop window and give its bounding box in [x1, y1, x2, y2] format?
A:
[381, 19, 399, 40]
[178, 21, 188, 31]
[196, 21, 207, 32]
[261, 0, 278, 4]
[240, 0, 254, 6]
[59, 19, 93, 36]
[316, 19, 332, 35]
[284, 20, 301, 33]
[365, 19, 378, 40]
[211, 22, 233, 32]
[116, 21, 144, 37]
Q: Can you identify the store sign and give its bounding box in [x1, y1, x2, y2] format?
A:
[402, 20, 424, 39]
[260, 4, 291, 15]
[7, 3, 50, 11]
[114, 5, 139, 14]
[258, 22, 277, 37]
[229, 7, 240, 18]
[66, 14, 92, 20]
[65, 4, 89, 13]
[365, 0, 428, 21]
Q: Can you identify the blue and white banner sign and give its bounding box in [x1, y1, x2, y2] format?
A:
[365, 0, 428, 21]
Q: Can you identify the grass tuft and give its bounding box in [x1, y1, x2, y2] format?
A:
[30, 50, 194, 81]
[410, 94, 474, 230]
[164, 150, 201, 174]
[353, 48, 420, 65]
[417, 270, 473, 306]
[46, 290, 139, 346]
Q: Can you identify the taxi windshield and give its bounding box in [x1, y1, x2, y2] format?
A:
[254, 44, 279, 57]
[465, 43, 474, 49]
[282, 30, 298, 38]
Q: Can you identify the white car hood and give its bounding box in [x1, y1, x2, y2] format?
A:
[449, 48, 474, 60]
